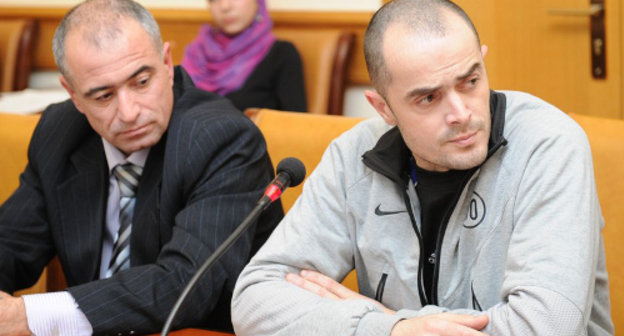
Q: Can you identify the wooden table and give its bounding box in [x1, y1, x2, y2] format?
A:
[150, 329, 234, 336]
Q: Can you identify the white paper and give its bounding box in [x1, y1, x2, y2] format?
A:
[0, 89, 69, 115]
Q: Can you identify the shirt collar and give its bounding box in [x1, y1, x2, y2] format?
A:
[102, 139, 150, 175]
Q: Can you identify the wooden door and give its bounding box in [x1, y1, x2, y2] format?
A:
[455, 0, 622, 119]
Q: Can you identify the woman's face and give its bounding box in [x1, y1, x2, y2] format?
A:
[209, 0, 259, 36]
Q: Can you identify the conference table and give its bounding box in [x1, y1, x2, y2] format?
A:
[150, 329, 233, 336]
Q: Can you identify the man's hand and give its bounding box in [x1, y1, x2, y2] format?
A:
[391, 313, 489, 336]
[0, 291, 31, 336]
[287, 270, 490, 336]
[286, 269, 395, 314]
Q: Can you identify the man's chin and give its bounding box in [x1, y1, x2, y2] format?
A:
[446, 150, 488, 170]
[115, 137, 160, 156]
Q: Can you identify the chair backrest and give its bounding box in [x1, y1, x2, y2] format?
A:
[0, 19, 36, 92]
[0, 112, 48, 295]
[273, 28, 354, 116]
[247, 108, 364, 211]
[0, 112, 40, 204]
[569, 113, 624, 332]
[0, 113, 68, 294]
[248, 108, 363, 290]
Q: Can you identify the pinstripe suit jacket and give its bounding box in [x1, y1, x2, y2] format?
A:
[0, 67, 283, 335]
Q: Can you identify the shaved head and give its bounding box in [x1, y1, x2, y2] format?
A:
[364, 0, 480, 96]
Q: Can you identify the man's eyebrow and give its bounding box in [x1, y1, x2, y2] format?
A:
[127, 65, 154, 82]
[84, 85, 111, 98]
[457, 62, 482, 81]
[84, 65, 155, 98]
[405, 85, 443, 101]
[402, 62, 483, 102]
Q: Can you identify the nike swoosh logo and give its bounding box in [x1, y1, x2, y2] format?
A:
[374, 204, 407, 216]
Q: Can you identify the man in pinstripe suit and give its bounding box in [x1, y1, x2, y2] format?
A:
[0, 0, 282, 335]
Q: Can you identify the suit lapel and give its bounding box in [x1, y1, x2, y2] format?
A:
[56, 122, 166, 281]
[57, 134, 107, 284]
[131, 136, 165, 265]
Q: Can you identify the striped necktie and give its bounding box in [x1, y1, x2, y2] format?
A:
[106, 163, 142, 278]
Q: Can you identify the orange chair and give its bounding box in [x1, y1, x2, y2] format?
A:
[0, 19, 36, 92]
[569, 113, 624, 333]
[0, 113, 40, 206]
[274, 28, 354, 116]
[0, 112, 47, 295]
[247, 108, 364, 290]
[247, 108, 364, 210]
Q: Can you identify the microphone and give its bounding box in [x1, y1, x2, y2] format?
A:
[160, 157, 306, 335]
[261, 157, 307, 205]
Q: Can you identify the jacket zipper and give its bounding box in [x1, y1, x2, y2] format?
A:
[375, 273, 388, 302]
[430, 170, 478, 305]
[471, 281, 483, 311]
[362, 155, 429, 306]
[403, 189, 429, 307]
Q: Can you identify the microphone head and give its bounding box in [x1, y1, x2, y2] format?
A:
[276, 157, 306, 187]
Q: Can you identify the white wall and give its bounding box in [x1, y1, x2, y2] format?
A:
[0, 0, 381, 11]
[268, 0, 380, 12]
[343, 86, 378, 118]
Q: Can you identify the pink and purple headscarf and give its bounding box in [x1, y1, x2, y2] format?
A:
[181, 0, 276, 96]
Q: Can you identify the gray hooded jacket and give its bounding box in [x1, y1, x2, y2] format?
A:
[232, 91, 614, 336]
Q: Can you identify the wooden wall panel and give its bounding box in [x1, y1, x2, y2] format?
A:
[456, 0, 622, 119]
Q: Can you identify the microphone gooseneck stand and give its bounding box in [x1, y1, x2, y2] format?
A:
[160, 196, 272, 335]
[160, 157, 305, 335]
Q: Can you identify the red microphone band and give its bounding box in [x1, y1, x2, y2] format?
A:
[264, 179, 287, 202]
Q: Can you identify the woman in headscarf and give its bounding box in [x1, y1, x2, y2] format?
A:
[182, 0, 307, 112]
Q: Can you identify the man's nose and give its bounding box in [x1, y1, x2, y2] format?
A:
[116, 89, 140, 123]
[445, 91, 471, 125]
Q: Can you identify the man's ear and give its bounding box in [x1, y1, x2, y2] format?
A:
[481, 44, 488, 58]
[162, 41, 174, 86]
[59, 75, 84, 114]
[364, 89, 397, 126]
